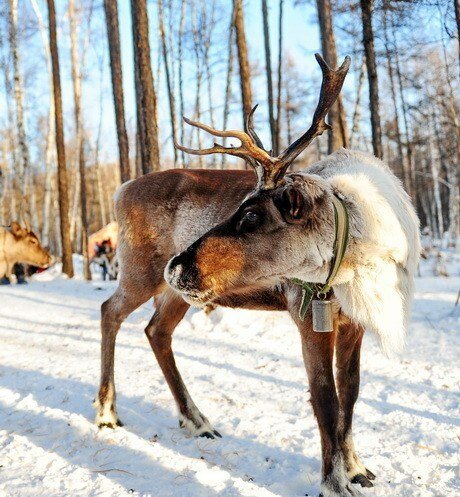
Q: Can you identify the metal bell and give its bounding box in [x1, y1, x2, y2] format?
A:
[312, 299, 333, 332]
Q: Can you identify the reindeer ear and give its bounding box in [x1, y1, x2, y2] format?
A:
[10, 221, 24, 237]
[275, 185, 311, 224]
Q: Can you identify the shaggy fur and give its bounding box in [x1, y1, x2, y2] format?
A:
[306, 149, 421, 355]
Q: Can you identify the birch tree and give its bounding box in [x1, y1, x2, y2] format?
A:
[8, 0, 30, 215]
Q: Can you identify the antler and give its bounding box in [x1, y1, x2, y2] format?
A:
[175, 54, 351, 189]
[174, 113, 277, 186]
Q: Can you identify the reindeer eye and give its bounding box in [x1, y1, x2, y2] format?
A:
[30, 238, 38, 245]
[244, 211, 259, 223]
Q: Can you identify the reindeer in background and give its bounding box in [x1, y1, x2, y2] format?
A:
[95, 55, 420, 497]
[0, 221, 52, 283]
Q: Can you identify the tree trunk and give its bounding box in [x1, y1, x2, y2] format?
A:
[69, 0, 91, 280]
[1, 32, 18, 221]
[104, 0, 130, 183]
[131, 0, 160, 174]
[158, 0, 178, 166]
[191, 3, 203, 168]
[275, 0, 284, 155]
[221, 7, 236, 169]
[204, 3, 216, 131]
[8, 0, 30, 215]
[178, 0, 187, 167]
[233, 0, 252, 126]
[383, 11, 405, 183]
[95, 59, 108, 227]
[47, 0, 74, 277]
[30, 0, 55, 247]
[428, 122, 444, 239]
[392, 21, 414, 197]
[454, 0, 460, 77]
[262, 0, 276, 152]
[315, 0, 348, 153]
[349, 56, 365, 149]
[360, 0, 383, 159]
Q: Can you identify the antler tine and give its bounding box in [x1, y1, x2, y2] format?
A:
[174, 54, 350, 191]
[174, 116, 274, 168]
[245, 105, 266, 151]
[275, 54, 351, 170]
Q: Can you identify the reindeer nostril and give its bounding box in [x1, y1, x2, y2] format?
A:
[170, 262, 183, 283]
[165, 256, 184, 287]
[165, 252, 199, 292]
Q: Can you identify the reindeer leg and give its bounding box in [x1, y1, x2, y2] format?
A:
[289, 300, 363, 497]
[336, 319, 375, 488]
[145, 289, 221, 439]
[95, 284, 152, 428]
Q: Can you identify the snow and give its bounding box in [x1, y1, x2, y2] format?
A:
[0, 254, 458, 497]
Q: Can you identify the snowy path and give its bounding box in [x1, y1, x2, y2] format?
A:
[0, 270, 458, 496]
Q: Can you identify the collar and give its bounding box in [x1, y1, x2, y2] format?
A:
[291, 192, 349, 320]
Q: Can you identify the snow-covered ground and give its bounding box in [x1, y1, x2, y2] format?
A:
[0, 254, 458, 497]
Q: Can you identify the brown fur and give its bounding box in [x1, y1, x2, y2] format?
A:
[0, 222, 52, 280]
[196, 237, 245, 294]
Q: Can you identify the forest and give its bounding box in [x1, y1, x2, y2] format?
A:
[0, 0, 458, 277]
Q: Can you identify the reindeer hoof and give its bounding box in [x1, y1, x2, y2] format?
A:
[365, 469, 376, 481]
[178, 414, 221, 439]
[200, 429, 222, 439]
[95, 407, 123, 429]
[351, 474, 373, 488]
[97, 419, 123, 429]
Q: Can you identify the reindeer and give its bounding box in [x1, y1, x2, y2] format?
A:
[0, 221, 52, 282]
[95, 55, 421, 497]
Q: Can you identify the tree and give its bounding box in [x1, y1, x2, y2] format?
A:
[262, 0, 276, 152]
[177, 0, 187, 167]
[383, 10, 405, 182]
[455, 0, 460, 75]
[158, 0, 178, 166]
[349, 56, 365, 149]
[8, 0, 30, 215]
[221, 6, 236, 168]
[360, 0, 383, 159]
[131, 0, 160, 174]
[30, 0, 55, 247]
[69, 0, 91, 280]
[104, 0, 130, 183]
[47, 0, 74, 277]
[275, 0, 284, 154]
[315, 0, 349, 153]
[233, 0, 252, 126]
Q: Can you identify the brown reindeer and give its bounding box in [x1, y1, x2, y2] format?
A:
[0, 221, 52, 282]
[95, 55, 420, 497]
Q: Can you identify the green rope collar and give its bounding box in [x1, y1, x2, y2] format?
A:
[291, 193, 350, 321]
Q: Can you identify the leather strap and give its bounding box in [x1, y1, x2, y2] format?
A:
[291, 193, 349, 320]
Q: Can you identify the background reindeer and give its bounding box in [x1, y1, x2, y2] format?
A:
[95, 55, 420, 497]
[0, 221, 52, 283]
